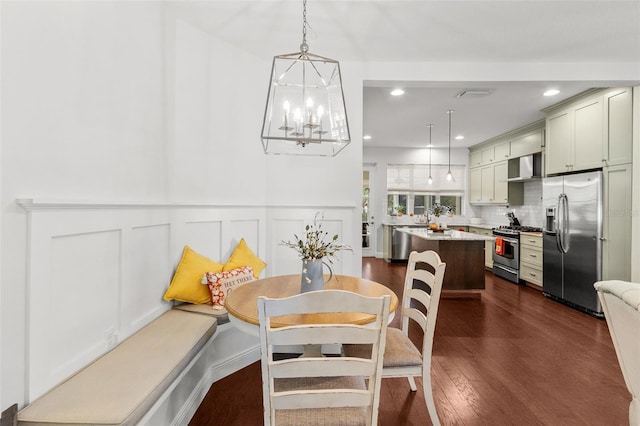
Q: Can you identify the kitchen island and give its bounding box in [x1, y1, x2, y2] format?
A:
[398, 228, 494, 294]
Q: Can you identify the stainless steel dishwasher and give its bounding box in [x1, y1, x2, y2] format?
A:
[385, 224, 430, 261]
[391, 226, 413, 261]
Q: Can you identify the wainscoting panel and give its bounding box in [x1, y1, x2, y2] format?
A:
[124, 223, 172, 335]
[182, 220, 224, 264]
[48, 230, 121, 389]
[266, 208, 355, 277]
[18, 200, 355, 402]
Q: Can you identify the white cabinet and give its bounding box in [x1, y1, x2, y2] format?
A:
[469, 150, 482, 168]
[479, 141, 509, 165]
[469, 161, 523, 205]
[602, 164, 632, 282]
[468, 226, 493, 269]
[520, 232, 543, 287]
[469, 121, 541, 206]
[509, 129, 543, 158]
[546, 109, 572, 174]
[604, 87, 633, 166]
[493, 142, 510, 162]
[480, 146, 495, 165]
[546, 94, 603, 174]
[545, 87, 632, 175]
[469, 167, 482, 203]
[493, 162, 509, 204]
[480, 165, 495, 203]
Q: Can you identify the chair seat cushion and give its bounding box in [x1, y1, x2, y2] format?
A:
[274, 376, 368, 426]
[383, 327, 422, 367]
[343, 327, 422, 368]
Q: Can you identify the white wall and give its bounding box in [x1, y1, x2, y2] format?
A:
[0, 2, 362, 409]
[1, 1, 168, 407]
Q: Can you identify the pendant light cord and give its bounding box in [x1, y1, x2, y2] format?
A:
[446, 110, 453, 181]
[448, 110, 451, 171]
[427, 124, 433, 183]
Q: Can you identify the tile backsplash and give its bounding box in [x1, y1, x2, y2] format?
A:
[467, 180, 544, 227]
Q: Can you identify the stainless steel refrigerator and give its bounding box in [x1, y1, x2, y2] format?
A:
[542, 171, 603, 316]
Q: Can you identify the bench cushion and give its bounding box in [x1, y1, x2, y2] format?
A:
[18, 309, 217, 426]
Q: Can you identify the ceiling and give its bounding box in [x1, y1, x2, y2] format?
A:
[363, 82, 598, 149]
[175, 0, 640, 149]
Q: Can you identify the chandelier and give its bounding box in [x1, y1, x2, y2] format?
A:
[260, 0, 350, 156]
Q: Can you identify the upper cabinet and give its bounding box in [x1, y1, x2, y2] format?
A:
[468, 120, 542, 205]
[509, 128, 543, 158]
[543, 87, 632, 175]
[604, 88, 633, 166]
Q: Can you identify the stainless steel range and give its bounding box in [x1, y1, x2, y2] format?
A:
[492, 213, 542, 283]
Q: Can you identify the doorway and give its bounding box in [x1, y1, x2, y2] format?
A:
[362, 164, 376, 257]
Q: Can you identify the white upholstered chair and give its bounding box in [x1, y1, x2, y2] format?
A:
[345, 250, 446, 426]
[594, 280, 640, 426]
[257, 289, 390, 426]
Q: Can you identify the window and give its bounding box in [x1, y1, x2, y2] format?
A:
[387, 164, 466, 216]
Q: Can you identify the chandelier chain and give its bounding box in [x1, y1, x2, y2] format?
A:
[301, 0, 309, 52]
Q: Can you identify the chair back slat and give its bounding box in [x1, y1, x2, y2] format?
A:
[268, 325, 380, 346]
[270, 358, 376, 378]
[263, 290, 387, 316]
[272, 390, 372, 410]
[404, 307, 428, 332]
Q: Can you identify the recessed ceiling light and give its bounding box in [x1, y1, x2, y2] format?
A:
[544, 89, 560, 97]
[455, 135, 464, 140]
[390, 89, 405, 96]
[363, 135, 372, 140]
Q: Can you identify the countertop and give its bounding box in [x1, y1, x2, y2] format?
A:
[397, 228, 495, 241]
[382, 221, 498, 231]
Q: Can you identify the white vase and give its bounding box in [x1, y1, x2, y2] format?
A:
[300, 259, 333, 293]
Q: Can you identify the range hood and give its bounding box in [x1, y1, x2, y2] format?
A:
[507, 153, 542, 182]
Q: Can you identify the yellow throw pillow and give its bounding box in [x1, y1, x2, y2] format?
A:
[223, 238, 266, 279]
[163, 246, 224, 304]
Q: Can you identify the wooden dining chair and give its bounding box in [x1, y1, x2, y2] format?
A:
[257, 289, 390, 426]
[344, 250, 446, 426]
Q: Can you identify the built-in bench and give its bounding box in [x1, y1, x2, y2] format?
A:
[17, 308, 260, 425]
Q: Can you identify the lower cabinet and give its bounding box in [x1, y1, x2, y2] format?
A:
[520, 232, 543, 287]
[468, 226, 493, 269]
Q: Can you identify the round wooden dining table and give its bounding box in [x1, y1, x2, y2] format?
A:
[225, 274, 399, 337]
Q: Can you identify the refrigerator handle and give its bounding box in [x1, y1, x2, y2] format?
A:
[557, 193, 569, 254]
[556, 195, 563, 252]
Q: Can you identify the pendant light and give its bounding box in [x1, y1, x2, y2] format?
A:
[427, 124, 434, 185]
[446, 110, 454, 181]
[260, 0, 350, 156]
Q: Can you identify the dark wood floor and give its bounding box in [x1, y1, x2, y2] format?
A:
[191, 258, 630, 425]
